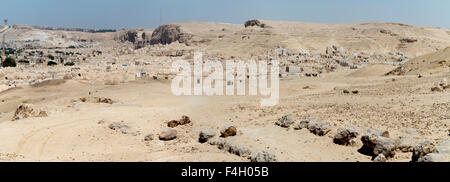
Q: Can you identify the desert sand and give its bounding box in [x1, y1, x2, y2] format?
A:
[0, 20, 449, 162]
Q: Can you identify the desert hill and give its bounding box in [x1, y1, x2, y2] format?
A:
[1, 20, 450, 162]
[4, 20, 450, 59]
[387, 47, 450, 75]
[165, 20, 450, 59]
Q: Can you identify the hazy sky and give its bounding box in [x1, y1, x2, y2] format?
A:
[0, 0, 449, 29]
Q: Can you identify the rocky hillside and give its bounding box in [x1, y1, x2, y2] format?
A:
[387, 47, 450, 75]
[162, 20, 450, 59]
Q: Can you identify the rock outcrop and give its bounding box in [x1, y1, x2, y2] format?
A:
[244, 20, 268, 28]
[150, 24, 193, 45]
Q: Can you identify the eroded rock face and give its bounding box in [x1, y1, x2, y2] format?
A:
[122, 30, 138, 43]
[150, 24, 192, 45]
[12, 104, 48, 121]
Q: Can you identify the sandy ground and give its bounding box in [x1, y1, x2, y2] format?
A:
[1, 20, 449, 162]
[0, 67, 448, 162]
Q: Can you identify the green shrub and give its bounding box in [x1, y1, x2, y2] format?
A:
[48, 54, 55, 60]
[2, 57, 16, 67]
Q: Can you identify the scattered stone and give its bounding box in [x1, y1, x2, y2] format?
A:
[97, 119, 106, 124]
[439, 78, 447, 87]
[179, 115, 191, 125]
[208, 138, 252, 158]
[229, 146, 252, 157]
[417, 139, 450, 162]
[216, 139, 233, 151]
[121, 127, 140, 136]
[307, 122, 332, 136]
[360, 129, 396, 159]
[250, 151, 277, 162]
[431, 86, 443, 92]
[395, 137, 415, 152]
[275, 114, 294, 128]
[333, 126, 360, 145]
[144, 133, 154, 141]
[12, 104, 48, 121]
[412, 140, 436, 162]
[400, 37, 418, 43]
[220, 124, 237, 137]
[294, 119, 311, 130]
[108, 122, 123, 130]
[373, 154, 387, 162]
[159, 128, 177, 141]
[208, 138, 224, 145]
[108, 121, 139, 136]
[167, 120, 180, 128]
[77, 97, 113, 104]
[199, 130, 216, 143]
[167, 115, 192, 128]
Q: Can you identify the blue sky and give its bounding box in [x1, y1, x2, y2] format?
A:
[0, 0, 449, 29]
